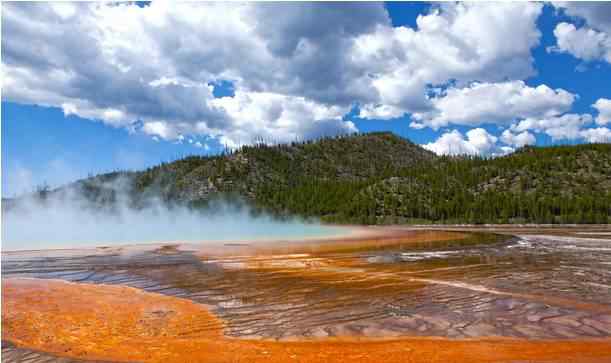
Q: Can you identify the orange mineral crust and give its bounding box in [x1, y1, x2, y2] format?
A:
[4, 278, 611, 363]
[190, 228, 471, 257]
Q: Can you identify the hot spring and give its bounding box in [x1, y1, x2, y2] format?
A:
[1, 199, 347, 251]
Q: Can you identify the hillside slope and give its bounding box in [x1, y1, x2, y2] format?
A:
[19, 132, 611, 224]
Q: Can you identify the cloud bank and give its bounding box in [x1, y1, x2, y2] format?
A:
[2, 2, 610, 157]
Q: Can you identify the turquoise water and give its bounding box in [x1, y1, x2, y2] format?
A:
[1, 208, 347, 251]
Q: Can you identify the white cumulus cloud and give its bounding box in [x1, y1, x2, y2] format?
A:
[506, 98, 611, 144]
[511, 113, 593, 141]
[579, 127, 611, 143]
[354, 2, 544, 119]
[553, 2, 611, 33]
[552, 22, 611, 63]
[594, 98, 611, 125]
[209, 91, 355, 147]
[551, 3, 611, 64]
[2, 2, 375, 146]
[500, 130, 537, 148]
[2, 2, 548, 145]
[411, 81, 575, 129]
[422, 128, 511, 156]
[3, 1, 607, 151]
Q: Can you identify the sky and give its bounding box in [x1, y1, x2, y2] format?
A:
[2, 2, 611, 197]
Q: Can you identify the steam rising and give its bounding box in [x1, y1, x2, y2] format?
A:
[2, 177, 343, 251]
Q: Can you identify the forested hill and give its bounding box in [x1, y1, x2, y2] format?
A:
[24, 132, 611, 224]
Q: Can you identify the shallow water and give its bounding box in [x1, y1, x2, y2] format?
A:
[1, 213, 346, 251]
[3, 229, 611, 342]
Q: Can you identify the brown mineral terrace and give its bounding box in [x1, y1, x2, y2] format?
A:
[4, 278, 611, 363]
[2, 226, 611, 363]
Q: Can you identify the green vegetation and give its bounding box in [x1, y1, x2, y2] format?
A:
[37, 132, 611, 224]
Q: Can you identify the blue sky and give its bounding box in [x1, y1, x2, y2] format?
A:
[3, 2, 611, 197]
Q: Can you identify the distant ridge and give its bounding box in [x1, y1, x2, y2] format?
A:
[10, 132, 611, 224]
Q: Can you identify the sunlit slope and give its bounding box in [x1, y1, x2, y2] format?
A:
[12, 132, 611, 224]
